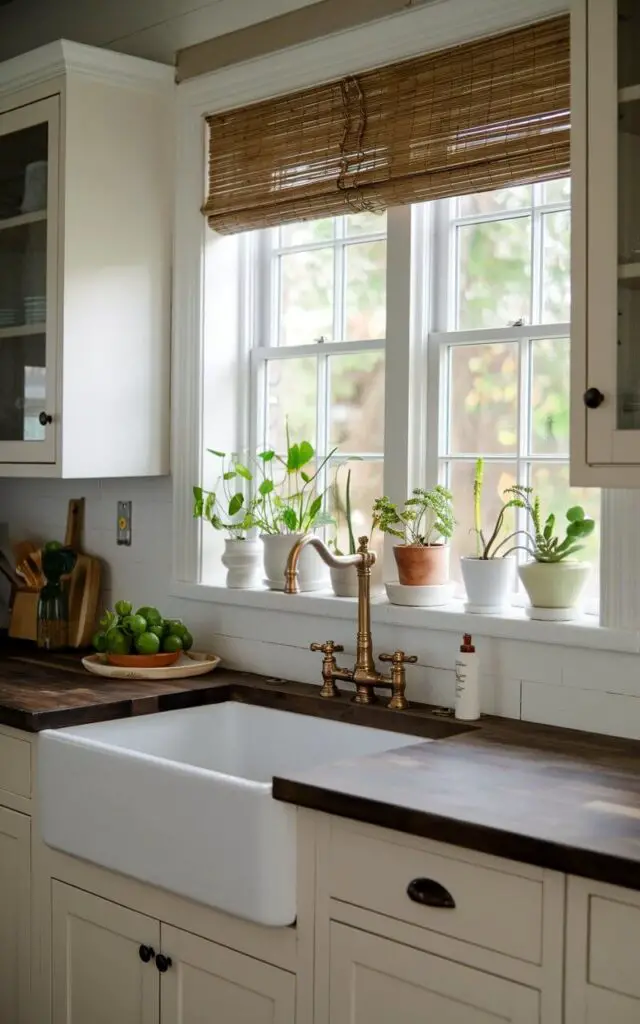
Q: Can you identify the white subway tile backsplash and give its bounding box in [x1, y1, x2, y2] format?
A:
[3, 475, 640, 740]
[521, 680, 640, 740]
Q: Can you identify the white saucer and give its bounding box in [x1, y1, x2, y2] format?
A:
[385, 581, 455, 607]
[525, 605, 581, 621]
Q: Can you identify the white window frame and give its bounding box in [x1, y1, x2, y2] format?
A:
[172, 0, 634, 648]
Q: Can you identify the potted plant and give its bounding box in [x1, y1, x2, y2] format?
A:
[252, 429, 335, 592]
[329, 468, 359, 598]
[460, 459, 519, 613]
[372, 486, 455, 586]
[193, 450, 261, 588]
[501, 486, 595, 620]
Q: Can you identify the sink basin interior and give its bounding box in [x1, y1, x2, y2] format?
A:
[55, 701, 423, 782]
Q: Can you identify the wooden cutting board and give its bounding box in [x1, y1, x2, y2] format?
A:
[64, 498, 102, 648]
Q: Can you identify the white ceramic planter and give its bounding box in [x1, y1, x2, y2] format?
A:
[460, 556, 515, 614]
[330, 565, 359, 598]
[261, 533, 329, 592]
[220, 538, 262, 589]
[518, 560, 591, 621]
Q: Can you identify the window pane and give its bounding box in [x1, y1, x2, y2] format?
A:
[448, 342, 519, 455]
[346, 210, 387, 237]
[447, 461, 517, 584]
[266, 357, 317, 451]
[345, 240, 387, 341]
[280, 248, 334, 345]
[458, 186, 532, 217]
[529, 464, 600, 601]
[329, 351, 384, 452]
[457, 217, 532, 329]
[330, 459, 383, 554]
[542, 211, 571, 322]
[280, 219, 334, 247]
[530, 338, 570, 455]
[543, 178, 571, 205]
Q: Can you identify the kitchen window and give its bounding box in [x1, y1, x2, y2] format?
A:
[197, 178, 600, 606]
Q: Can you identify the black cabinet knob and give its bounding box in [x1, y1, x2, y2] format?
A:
[583, 388, 604, 409]
[155, 954, 172, 973]
[407, 877, 456, 908]
[38, 411, 52, 426]
[138, 945, 155, 963]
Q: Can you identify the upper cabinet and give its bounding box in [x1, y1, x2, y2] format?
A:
[0, 42, 172, 478]
[572, 0, 640, 485]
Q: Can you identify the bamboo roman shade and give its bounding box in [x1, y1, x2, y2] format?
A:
[204, 16, 570, 235]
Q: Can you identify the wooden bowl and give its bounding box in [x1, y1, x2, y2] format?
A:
[106, 651, 180, 669]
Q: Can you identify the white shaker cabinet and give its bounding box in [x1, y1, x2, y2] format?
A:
[572, 0, 640, 484]
[328, 923, 540, 1024]
[0, 42, 172, 477]
[0, 805, 30, 1024]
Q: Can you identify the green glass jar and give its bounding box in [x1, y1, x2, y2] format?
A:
[37, 546, 77, 651]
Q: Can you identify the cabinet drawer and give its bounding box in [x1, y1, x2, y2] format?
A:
[589, 894, 640, 1000]
[328, 824, 543, 964]
[0, 731, 31, 802]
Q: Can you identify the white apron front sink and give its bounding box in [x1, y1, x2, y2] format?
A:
[38, 702, 420, 926]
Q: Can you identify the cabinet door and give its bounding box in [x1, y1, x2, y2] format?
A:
[0, 806, 30, 1024]
[329, 923, 539, 1024]
[160, 924, 295, 1024]
[51, 882, 159, 1024]
[578, 0, 640, 474]
[0, 95, 59, 464]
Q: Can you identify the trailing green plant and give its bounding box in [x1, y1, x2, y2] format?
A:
[193, 450, 256, 539]
[372, 486, 456, 546]
[330, 467, 357, 556]
[251, 424, 336, 535]
[471, 458, 531, 559]
[489, 484, 596, 563]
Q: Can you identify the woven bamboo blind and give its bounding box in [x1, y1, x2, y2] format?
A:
[204, 16, 570, 234]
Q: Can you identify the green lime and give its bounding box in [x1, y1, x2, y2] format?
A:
[147, 624, 165, 640]
[114, 599, 133, 617]
[44, 540, 63, 552]
[106, 629, 132, 655]
[136, 606, 163, 628]
[180, 629, 193, 651]
[162, 634, 183, 654]
[135, 632, 160, 656]
[122, 614, 147, 636]
[164, 618, 182, 635]
[92, 631, 107, 653]
[167, 622, 188, 639]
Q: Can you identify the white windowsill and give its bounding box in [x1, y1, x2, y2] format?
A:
[170, 581, 639, 654]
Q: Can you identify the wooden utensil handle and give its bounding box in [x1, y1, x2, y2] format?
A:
[65, 498, 85, 551]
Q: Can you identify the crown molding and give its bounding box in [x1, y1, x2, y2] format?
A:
[0, 39, 173, 99]
[179, 0, 568, 114]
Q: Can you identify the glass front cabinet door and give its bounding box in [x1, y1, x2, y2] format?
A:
[0, 96, 58, 464]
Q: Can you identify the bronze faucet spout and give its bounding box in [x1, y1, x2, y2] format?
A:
[284, 535, 366, 594]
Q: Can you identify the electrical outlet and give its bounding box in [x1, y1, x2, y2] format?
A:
[117, 501, 132, 546]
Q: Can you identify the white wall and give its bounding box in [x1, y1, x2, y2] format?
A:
[0, 0, 323, 64]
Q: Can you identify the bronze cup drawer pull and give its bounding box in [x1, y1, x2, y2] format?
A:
[407, 877, 456, 909]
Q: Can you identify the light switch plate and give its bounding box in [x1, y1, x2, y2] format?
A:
[117, 501, 132, 546]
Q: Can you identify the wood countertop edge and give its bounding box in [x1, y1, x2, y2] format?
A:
[272, 776, 640, 891]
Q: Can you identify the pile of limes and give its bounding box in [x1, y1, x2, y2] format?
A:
[92, 600, 194, 656]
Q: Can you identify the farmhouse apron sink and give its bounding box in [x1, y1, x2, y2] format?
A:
[38, 702, 421, 926]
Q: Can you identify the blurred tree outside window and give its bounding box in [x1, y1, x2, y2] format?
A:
[436, 179, 600, 609]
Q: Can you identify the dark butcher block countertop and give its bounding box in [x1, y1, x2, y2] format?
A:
[2, 643, 640, 890]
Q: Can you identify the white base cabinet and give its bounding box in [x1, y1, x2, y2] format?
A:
[329, 923, 540, 1024]
[0, 805, 30, 1024]
[566, 876, 640, 1023]
[51, 881, 296, 1024]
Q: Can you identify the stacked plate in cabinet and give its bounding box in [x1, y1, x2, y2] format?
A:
[24, 295, 46, 324]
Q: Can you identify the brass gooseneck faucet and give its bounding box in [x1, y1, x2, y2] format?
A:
[284, 535, 416, 710]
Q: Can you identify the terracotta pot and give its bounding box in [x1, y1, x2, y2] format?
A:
[393, 544, 450, 586]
